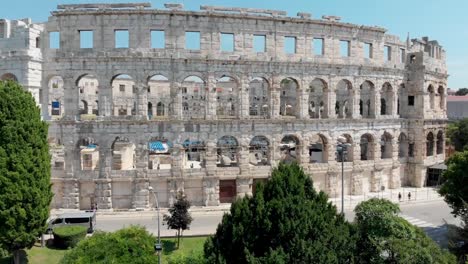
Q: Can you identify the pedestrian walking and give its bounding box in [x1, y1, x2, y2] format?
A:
[398, 192, 402, 202]
[408, 192, 411, 201]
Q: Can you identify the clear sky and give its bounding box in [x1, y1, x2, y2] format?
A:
[2, 0, 467, 89]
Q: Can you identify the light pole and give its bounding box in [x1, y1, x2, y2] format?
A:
[148, 186, 162, 264]
[337, 136, 351, 214]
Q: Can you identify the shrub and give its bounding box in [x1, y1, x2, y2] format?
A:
[61, 226, 158, 264]
[167, 251, 205, 264]
[53, 226, 87, 249]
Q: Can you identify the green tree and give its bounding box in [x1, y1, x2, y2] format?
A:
[446, 208, 468, 263]
[164, 191, 193, 249]
[0, 81, 52, 264]
[354, 198, 455, 264]
[61, 226, 158, 264]
[455, 88, 468, 96]
[439, 151, 468, 217]
[447, 119, 468, 151]
[204, 163, 357, 263]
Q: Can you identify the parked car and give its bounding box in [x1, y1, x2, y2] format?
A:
[47, 211, 96, 234]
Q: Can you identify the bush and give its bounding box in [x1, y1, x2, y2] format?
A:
[167, 251, 205, 264]
[53, 226, 87, 249]
[61, 226, 158, 264]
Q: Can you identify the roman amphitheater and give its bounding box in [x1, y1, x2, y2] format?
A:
[0, 3, 447, 210]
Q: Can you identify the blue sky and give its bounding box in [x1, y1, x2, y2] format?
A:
[2, 0, 467, 88]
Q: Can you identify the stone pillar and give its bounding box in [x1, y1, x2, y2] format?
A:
[271, 78, 281, 119]
[168, 178, 184, 207]
[327, 89, 336, 119]
[171, 145, 184, 178]
[370, 169, 382, 192]
[133, 177, 149, 210]
[95, 178, 112, 210]
[373, 91, 380, 119]
[239, 77, 249, 118]
[298, 89, 308, 119]
[203, 178, 219, 206]
[352, 90, 361, 119]
[205, 141, 217, 176]
[136, 82, 148, 118]
[300, 138, 310, 165]
[389, 164, 401, 189]
[351, 167, 363, 195]
[171, 81, 181, 119]
[326, 169, 339, 198]
[238, 139, 250, 175]
[206, 73, 216, 120]
[62, 179, 80, 209]
[236, 177, 252, 199]
[63, 77, 78, 120]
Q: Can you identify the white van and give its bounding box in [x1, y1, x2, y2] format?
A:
[47, 211, 96, 233]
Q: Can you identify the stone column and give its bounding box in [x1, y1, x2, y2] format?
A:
[95, 178, 112, 210]
[236, 177, 252, 199]
[204, 141, 217, 177]
[373, 91, 380, 119]
[206, 73, 216, 120]
[168, 178, 184, 207]
[62, 179, 80, 209]
[135, 82, 148, 118]
[203, 178, 219, 206]
[271, 77, 281, 119]
[298, 89, 308, 119]
[352, 89, 361, 119]
[171, 145, 184, 178]
[351, 167, 363, 195]
[300, 138, 310, 165]
[63, 76, 78, 120]
[326, 89, 336, 119]
[170, 81, 181, 119]
[239, 77, 250, 118]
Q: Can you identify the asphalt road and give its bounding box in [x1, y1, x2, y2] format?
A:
[95, 200, 460, 246]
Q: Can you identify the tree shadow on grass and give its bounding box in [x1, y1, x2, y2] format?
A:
[162, 240, 177, 255]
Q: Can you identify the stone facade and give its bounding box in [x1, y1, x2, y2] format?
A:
[0, 3, 447, 210]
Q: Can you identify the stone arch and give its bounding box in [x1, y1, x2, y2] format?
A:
[216, 76, 239, 118]
[112, 74, 136, 116]
[181, 75, 206, 119]
[380, 132, 393, 159]
[359, 80, 375, 118]
[437, 85, 445, 110]
[249, 77, 270, 117]
[426, 132, 434, 157]
[309, 134, 328, 163]
[0, 73, 18, 82]
[336, 134, 353, 162]
[48, 76, 64, 118]
[249, 135, 270, 166]
[436, 130, 444, 155]
[309, 78, 328, 119]
[398, 132, 409, 158]
[380, 82, 393, 116]
[280, 135, 300, 163]
[148, 137, 173, 170]
[111, 137, 136, 170]
[148, 74, 171, 118]
[360, 133, 375, 160]
[280, 77, 299, 117]
[217, 135, 239, 167]
[182, 138, 206, 169]
[336, 79, 353, 119]
[77, 74, 99, 116]
[428, 84, 435, 110]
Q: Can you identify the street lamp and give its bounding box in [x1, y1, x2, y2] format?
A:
[148, 186, 162, 264]
[337, 136, 352, 214]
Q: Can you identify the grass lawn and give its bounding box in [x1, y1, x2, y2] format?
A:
[0, 242, 69, 264]
[161, 236, 208, 263]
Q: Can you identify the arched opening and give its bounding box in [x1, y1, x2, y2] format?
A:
[397, 83, 405, 116]
[336, 134, 353, 162]
[398, 133, 409, 158]
[111, 137, 135, 170]
[428, 85, 435, 110]
[280, 78, 299, 117]
[249, 136, 270, 166]
[437, 86, 445, 110]
[79, 137, 99, 171]
[112, 74, 135, 116]
[380, 132, 393, 159]
[381, 82, 393, 116]
[183, 139, 205, 168]
[0, 73, 18, 82]
[280, 135, 300, 163]
[426, 132, 434, 157]
[77, 74, 99, 116]
[181, 75, 206, 119]
[216, 76, 238, 118]
[309, 78, 328, 119]
[436, 131, 444, 155]
[336, 79, 353, 119]
[249, 77, 270, 117]
[148, 137, 173, 170]
[360, 81, 375, 118]
[309, 134, 328, 163]
[217, 136, 239, 167]
[148, 75, 170, 118]
[360, 134, 375, 160]
[48, 76, 64, 118]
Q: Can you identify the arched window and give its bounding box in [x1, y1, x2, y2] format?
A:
[77, 74, 99, 117]
[79, 100, 88, 115]
[280, 78, 299, 117]
[398, 133, 409, 158]
[249, 136, 270, 166]
[380, 82, 393, 116]
[280, 135, 300, 163]
[217, 136, 239, 167]
[310, 134, 328, 163]
[436, 131, 444, 155]
[156, 102, 165, 116]
[216, 76, 238, 118]
[181, 75, 205, 119]
[309, 78, 328, 119]
[360, 81, 375, 118]
[249, 77, 270, 117]
[112, 74, 134, 117]
[437, 86, 445, 110]
[428, 85, 435, 110]
[380, 132, 393, 159]
[336, 79, 353, 119]
[380, 99, 387, 115]
[148, 102, 153, 118]
[426, 132, 434, 157]
[360, 134, 374, 160]
[336, 134, 353, 162]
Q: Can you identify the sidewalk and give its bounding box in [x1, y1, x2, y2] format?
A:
[50, 187, 443, 217]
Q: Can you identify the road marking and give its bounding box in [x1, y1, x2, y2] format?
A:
[400, 214, 447, 246]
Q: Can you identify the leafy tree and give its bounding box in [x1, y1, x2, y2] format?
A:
[61, 226, 158, 264]
[204, 163, 357, 264]
[447, 120, 468, 151]
[0, 81, 52, 263]
[354, 198, 455, 264]
[446, 207, 468, 263]
[164, 191, 193, 249]
[439, 151, 468, 217]
[455, 88, 468, 96]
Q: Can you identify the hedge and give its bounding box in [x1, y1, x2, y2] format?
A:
[53, 226, 87, 249]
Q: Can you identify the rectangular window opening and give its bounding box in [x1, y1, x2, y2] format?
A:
[185, 31, 200, 50]
[115, 30, 129, 48]
[313, 38, 324, 55]
[400, 48, 406, 63]
[151, 30, 165, 49]
[119, 85, 125, 92]
[408, 95, 415, 106]
[79, 30, 93, 49]
[364, 43, 373, 59]
[384, 45, 391, 61]
[340, 40, 350, 57]
[221, 33, 235, 52]
[253, 35, 266, 53]
[284, 36, 296, 54]
[49, 32, 60, 49]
